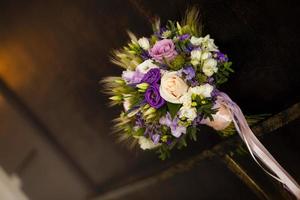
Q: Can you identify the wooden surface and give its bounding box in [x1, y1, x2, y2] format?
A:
[0, 0, 299, 199]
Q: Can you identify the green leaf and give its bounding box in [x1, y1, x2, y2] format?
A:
[187, 126, 197, 141]
[167, 102, 182, 118]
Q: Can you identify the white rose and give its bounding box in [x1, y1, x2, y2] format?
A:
[160, 71, 189, 104]
[191, 49, 202, 60]
[179, 91, 192, 107]
[136, 59, 159, 73]
[190, 83, 214, 98]
[138, 37, 150, 50]
[137, 136, 160, 150]
[179, 106, 197, 121]
[202, 58, 218, 76]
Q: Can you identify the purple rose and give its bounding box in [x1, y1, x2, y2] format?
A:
[145, 84, 165, 109]
[141, 68, 161, 84]
[149, 39, 177, 63]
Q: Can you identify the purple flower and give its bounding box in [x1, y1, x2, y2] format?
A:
[122, 70, 144, 84]
[151, 134, 160, 144]
[182, 66, 195, 80]
[141, 51, 151, 60]
[192, 115, 203, 127]
[149, 39, 177, 63]
[141, 68, 161, 84]
[144, 84, 165, 109]
[135, 112, 145, 127]
[216, 52, 228, 62]
[179, 34, 190, 41]
[159, 112, 186, 138]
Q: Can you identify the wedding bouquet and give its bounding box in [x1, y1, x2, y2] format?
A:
[103, 8, 300, 198]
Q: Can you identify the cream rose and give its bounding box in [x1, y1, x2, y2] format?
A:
[160, 71, 188, 104]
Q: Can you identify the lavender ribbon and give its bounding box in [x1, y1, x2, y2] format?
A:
[215, 92, 300, 199]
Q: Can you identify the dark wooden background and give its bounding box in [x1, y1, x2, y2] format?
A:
[0, 0, 299, 199]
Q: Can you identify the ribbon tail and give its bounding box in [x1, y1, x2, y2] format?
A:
[217, 92, 300, 199]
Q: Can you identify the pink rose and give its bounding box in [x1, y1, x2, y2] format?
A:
[149, 39, 177, 62]
[159, 72, 188, 104]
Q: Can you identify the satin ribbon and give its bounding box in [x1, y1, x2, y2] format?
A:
[203, 92, 300, 199]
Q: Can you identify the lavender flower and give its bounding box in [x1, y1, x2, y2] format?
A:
[152, 134, 161, 144]
[135, 112, 145, 127]
[159, 112, 186, 138]
[122, 70, 144, 84]
[144, 123, 162, 144]
[141, 51, 151, 60]
[216, 52, 228, 62]
[179, 34, 190, 41]
[192, 115, 203, 127]
[182, 66, 195, 80]
[145, 84, 165, 109]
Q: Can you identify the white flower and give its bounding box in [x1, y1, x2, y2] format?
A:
[136, 59, 159, 73]
[200, 35, 218, 51]
[160, 71, 189, 104]
[190, 49, 202, 66]
[179, 91, 192, 107]
[190, 83, 214, 98]
[190, 36, 202, 46]
[201, 51, 212, 60]
[138, 37, 150, 50]
[123, 98, 131, 111]
[191, 49, 202, 60]
[190, 35, 218, 52]
[137, 136, 160, 150]
[202, 58, 218, 76]
[179, 106, 197, 121]
[191, 59, 200, 66]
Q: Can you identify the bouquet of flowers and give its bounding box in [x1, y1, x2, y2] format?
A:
[103, 8, 300, 197]
[104, 8, 234, 158]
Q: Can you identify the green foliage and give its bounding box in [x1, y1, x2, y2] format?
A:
[181, 7, 202, 36]
[167, 102, 182, 118]
[215, 61, 234, 86]
[166, 20, 178, 38]
[156, 145, 171, 160]
[177, 135, 187, 149]
[187, 126, 198, 141]
[195, 97, 217, 120]
[150, 35, 158, 45]
[170, 55, 185, 70]
[196, 73, 208, 84]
